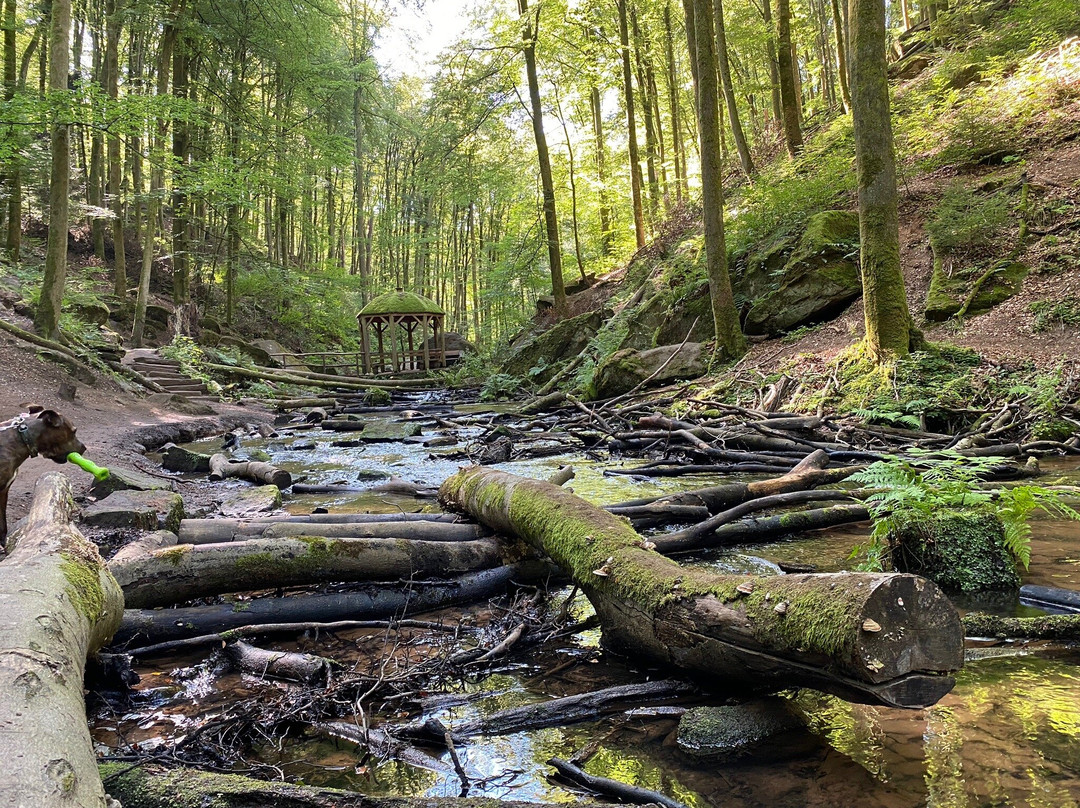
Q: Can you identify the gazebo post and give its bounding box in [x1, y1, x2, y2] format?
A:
[360, 316, 370, 374]
[439, 316, 447, 365]
[389, 314, 400, 372]
[422, 314, 431, 370]
[376, 322, 386, 374]
[406, 320, 416, 370]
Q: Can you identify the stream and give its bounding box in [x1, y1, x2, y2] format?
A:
[91, 402, 1080, 808]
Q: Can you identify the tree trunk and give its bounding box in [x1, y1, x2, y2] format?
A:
[663, 1, 687, 201]
[0, 473, 124, 806]
[589, 83, 613, 254]
[617, 0, 646, 248]
[440, 467, 963, 709]
[102, 764, 609, 808]
[176, 513, 471, 544]
[36, 0, 73, 340]
[775, 0, 804, 156]
[685, 0, 746, 360]
[831, 0, 851, 112]
[631, 3, 660, 221]
[114, 563, 530, 645]
[851, 0, 912, 359]
[105, 0, 124, 297]
[110, 536, 502, 608]
[713, 0, 755, 178]
[518, 0, 566, 317]
[3, 0, 19, 260]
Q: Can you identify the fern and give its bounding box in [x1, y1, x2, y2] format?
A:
[847, 452, 1079, 571]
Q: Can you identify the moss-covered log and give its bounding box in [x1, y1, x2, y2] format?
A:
[439, 467, 963, 708]
[101, 764, 607, 808]
[177, 512, 461, 543]
[962, 611, 1080, 641]
[0, 473, 124, 807]
[110, 536, 502, 608]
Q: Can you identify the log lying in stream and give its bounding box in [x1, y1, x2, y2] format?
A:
[209, 453, 293, 488]
[0, 473, 125, 807]
[223, 639, 333, 684]
[113, 563, 535, 645]
[109, 536, 503, 608]
[102, 764, 610, 808]
[439, 467, 963, 708]
[178, 512, 462, 543]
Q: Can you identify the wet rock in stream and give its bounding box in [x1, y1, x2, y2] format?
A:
[676, 700, 811, 762]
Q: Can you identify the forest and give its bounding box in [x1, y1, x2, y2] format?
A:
[1, 0, 1080, 805]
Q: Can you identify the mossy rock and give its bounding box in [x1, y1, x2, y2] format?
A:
[590, 342, 707, 400]
[618, 293, 669, 351]
[888, 510, 1020, 594]
[198, 329, 221, 348]
[677, 700, 805, 762]
[654, 282, 716, 346]
[743, 210, 862, 336]
[82, 489, 185, 533]
[734, 231, 797, 304]
[218, 485, 282, 518]
[145, 303, 172, 326]
[216, 335, 274, 366]
[67, 299, 111, 326]
[364, 388, 392, 406]
[503, 309, 605, 382]
[199, 315, 223, 332]
[91, 465, 175, 497]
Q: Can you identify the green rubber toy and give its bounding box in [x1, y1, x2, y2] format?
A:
[67, 452, 110, 482]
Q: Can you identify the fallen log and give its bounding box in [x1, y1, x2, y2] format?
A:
[316, 721, 452, 774]
[439, 467, 963, 708]
[0, 473, 125, 807]
[113, 563, 532, 645]
[404, 680, 696, 741]
[125, 618, 466, 659]
[101, 764, 605, 808]
[962, 611, 1080, 641]
[291, 479, 438, 497]
[177, 512, 462, 543]
[548, 757, 688, 808]
[109, 529, 178, 565]
[259, 521, 488, 541]
[1019, 583, 1080, 614]
[209, 453, 293, 488]
[653, 504, 872, 553]
[110, 536, 502, 608]
[223, 639, 333, 684]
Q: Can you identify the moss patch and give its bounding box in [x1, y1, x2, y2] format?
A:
[60, 552, 107, 622]
[889, 510, 1020, 594]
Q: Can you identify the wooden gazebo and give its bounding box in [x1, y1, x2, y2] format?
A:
[357, 289, 447, 373]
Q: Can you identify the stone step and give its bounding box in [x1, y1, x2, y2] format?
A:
[157, 383, 208, 393]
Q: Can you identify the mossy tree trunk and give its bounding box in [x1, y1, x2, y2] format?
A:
[518, 0, 567, 317]
[685, 0, 747, 361]
[775, 0, 803, 156]
[110, 535, 503, 608]
[0, 473, 124, 806]
[851, 0, 913, 360]
[36, 0, 73, 340]
[440, 467, 964, 709]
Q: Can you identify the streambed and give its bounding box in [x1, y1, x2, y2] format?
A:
[92, 406, 1080, 807]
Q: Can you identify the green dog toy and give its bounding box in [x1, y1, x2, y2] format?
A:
[67, 452, 110, 482]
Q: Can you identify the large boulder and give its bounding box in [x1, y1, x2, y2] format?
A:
[743, 210, 862, 336]
[67, 298, 111, 325]
[82, 489, 185, 533]
[590, 342, 708, 400]
[91, 464, 175, 497]
[216, 335, 274, 366]
[504, 309, 605, 382]
[218, 485, 282, 518]
[425, 331, 476, 354]
[251, 338, 309, 371]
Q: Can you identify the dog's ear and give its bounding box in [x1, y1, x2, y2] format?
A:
[36, 409, 64, 428]
[26, 405, 44, 414]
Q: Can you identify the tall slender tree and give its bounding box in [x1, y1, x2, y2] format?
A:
[713, 0, 755, 178]
[683, 0, 746, 360]
[37, 0, 72, 340]
[617, 0, 646, 248]
[851, 0, 912, 358]
[775, 0, 803, 155]
[518, 0, 566, 317]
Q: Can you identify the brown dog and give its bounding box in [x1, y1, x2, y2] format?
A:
[0, 407, 86, 542]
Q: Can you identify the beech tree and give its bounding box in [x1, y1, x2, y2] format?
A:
[851, 0, 912, 358]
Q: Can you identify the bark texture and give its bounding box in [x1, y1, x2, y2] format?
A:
[0, 473, 124, 807]
[851, 0, 912, 358]
[209, 453, 293, 488]
[440, 467, 963, 708]
[110, 535, 502, 608]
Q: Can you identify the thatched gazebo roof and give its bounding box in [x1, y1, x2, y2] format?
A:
[356, 289, 447, 374]
[358, 290, 445, 318]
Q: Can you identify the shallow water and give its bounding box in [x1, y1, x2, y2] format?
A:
[129, 412, 1080, 807]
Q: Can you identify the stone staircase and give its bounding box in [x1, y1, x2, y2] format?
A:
[123, 349, 214, 400]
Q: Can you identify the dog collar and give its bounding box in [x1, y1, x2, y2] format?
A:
[9, 415, 38, 458]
